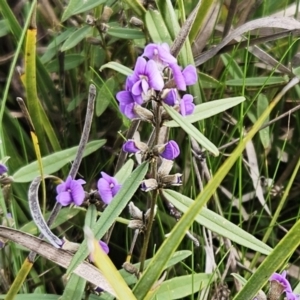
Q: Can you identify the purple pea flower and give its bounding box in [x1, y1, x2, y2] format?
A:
[130, 57, 164, 97]
[180, 94, 195, 116]
[116, 90, 138, 119]
[143, 43, 177, 68]
[56, 175, 86, 206]
[0, 163, 8, 175]
[123, 140, 140, 153]
[97, 172, 121, 204]
[164, 89, 178, 106]
[170, 63, 197, 91]
[269, 271, 300, 300]
[160, 140, 180, 160]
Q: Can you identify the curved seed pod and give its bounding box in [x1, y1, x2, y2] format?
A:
[28, 175, 63, 248]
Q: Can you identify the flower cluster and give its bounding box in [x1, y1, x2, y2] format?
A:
[116, 43, 197, 120]
[268, 271, 300, 300]
[56, 172, 121, 207]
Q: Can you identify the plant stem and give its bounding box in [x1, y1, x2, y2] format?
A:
[139, 102, 161, 272]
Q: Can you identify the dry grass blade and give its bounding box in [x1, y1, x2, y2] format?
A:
[0, 226, 116, 296]
[195, 16, 300, 66]
[170, 1, 201, 57]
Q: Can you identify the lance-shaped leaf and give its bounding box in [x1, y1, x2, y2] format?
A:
[67, 162, 149, 275]
[99, 61, 133, 76]
[13, 140, 105, 182]
[165, 96, 246, 127]
[162, 103, 219, 156]
[162, 189, 272, 255]
[0, 226, 116, 297]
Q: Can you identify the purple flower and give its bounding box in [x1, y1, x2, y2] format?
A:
[143, 43, 177, 68]
[116, 90, 138, 119]
[123, 140, 140, 153]
[164, 89, 178, 106]
[130, 57, 164, 97]
[160, 140, 180, 160]
[269, 271, 300, 300]
[99, 240, 109, 254]
[0, 163, 8, 175]
[170, 63, 198, 91]
[97, 172, 121, 204]
[56, 176, 86, 206]
[182, 65, 197, 86]
[180, 94, 195, 116]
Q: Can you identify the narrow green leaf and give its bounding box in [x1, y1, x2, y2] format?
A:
[20, 208, 80, 235]
[46, 54, 85, 72]
[165, 96, 246, 127]
[163, 189, 272, 255]
[99, 62, 133, 76]
[162, 103, 219, 156]
[61, 26, 93, 52]
[96, 77, 115, 117]
[154, 273, 213, 300]
[61, 0, 107, 22]
[121, 0, 146, 17]
[13, 140, 106, 182]
[198, 72, 223, 89]
[257, 94, 270, 149]
[66, 162, 149, 275]
[40, 27, 77, 64]
[107, 27, 144, 39]
[145, 10, 173, 45]
[61, 274, 86, 300]
[234, 219, 300, 300]
[226, 76, 288, 86]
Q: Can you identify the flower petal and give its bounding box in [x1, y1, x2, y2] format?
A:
[99, 240, 109, 254]
[164, 89, 177, 106]
[146, 60, 164, 91]
[0, 163, 8, 175]
[97, 178, 113, 204]
[180, 94, 195, 116]
[170, 63, 186, 91]
[182, 65, 197, 85]
[56, 191, 72, 206]
[123, 140, 140, 153]
[161, 140, 180, 160]
[70, 180, 85, 206]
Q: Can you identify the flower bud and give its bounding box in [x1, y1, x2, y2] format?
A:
[122, 262, 139, 276]
[0, 163, 8, 175]
[128, 201, 143, 220]
[100, 6, 113, 23]
[144, 205, 157, 220]
[129, 17, 144, 27]
[128, 219, 144, 230]
[154, 141, 180, 160]
[133, 105, 154, 122]
[140, 178, 158, 192]
[123, 140, 148, 153]
[161, 173, 182, 186]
